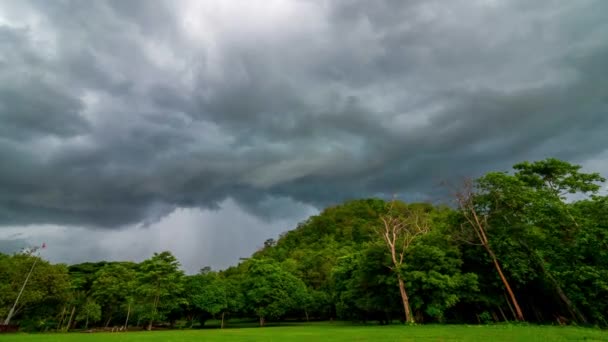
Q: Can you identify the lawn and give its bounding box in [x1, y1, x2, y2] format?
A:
[0, 323, 606, 342]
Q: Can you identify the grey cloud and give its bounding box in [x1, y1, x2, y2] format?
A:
[0, 200, 317, 272]
[0, 0, 607, 230]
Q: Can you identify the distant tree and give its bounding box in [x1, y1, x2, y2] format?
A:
[75, 298, 101, 329]
[137, 251, 185, 330]
[186, 271, 242, 328]
[91, 263, 137, 328]
[243, 259, 309, 326]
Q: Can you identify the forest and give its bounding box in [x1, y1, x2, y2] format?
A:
[1, 158, 607, 332]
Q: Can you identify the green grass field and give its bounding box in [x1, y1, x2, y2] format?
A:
[1, 323, 606, 342]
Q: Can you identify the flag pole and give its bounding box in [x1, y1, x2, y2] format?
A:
[3, 244, 45, 325]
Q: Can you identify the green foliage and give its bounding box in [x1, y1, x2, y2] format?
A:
[243, 259, 310, 324]
[75, 299, 101, 328]
[184, 270, 242, 326]
[456, 158, 608, 325]
[404, 242, 478, 322]
[0, 253, 70, 324]
[137, 251, 185, 326]
[91, 263, 137, 326]
[332, 245, 398, 322]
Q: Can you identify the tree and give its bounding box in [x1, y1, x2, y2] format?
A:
[454, 179, 525, 321]
[75, 299, 101, 329]
[243, 259, 309, 326]
[376, 200, 430, 323]
[454, 158, 605, 323]
[91, 263, 137, 329]
[137, 251, 185, 330]
[0, 252, 70, 328]
[508, 159, 604, 324]
[403, 240, 478, 322]
[332, 245, 399, 324]
[186, 271, 243, 328]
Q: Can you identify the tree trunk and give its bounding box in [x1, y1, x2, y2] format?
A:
[536, 252, 587, 324]
[85, 315, 89, 329]
[105, 312, 113, 328]
[124, 302, 131, 330]
[66, 306, 76, 332]
[554, 283, 586, 324]
[259, 316, 265, 327]
[57, 305, 67, 332]
[148, 292, 160, 331]
[458, 184, 525, 322]
[497, 305, 508, 322]
[487, 247, 524, 321]
[221, 311, 225, 329]
[305, 309, 309, 322]
[397, 275, 414, 323]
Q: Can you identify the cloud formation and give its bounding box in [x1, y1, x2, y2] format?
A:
[1, 1, 607, 266]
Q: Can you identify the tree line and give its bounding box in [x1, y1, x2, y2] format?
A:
[1, 158, 607, 331]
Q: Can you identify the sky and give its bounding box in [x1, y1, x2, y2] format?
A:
[0, 0, 607, 273]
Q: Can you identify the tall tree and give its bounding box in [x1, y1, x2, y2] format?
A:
[454, 179, 525, 321]
[91, 263, 137, 328]
[137, 251, 185, 331]
[377, 200, 430, 323]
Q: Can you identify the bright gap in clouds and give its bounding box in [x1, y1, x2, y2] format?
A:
[0, 198, 317, 274]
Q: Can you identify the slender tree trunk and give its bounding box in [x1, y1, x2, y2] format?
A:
[378, 202, 429, 325]
[66, 306, 76, 332]
[457, 182, 525, 322]
[467, 201, 525, 322]
[553, 282, 586, 324]
[533, 249, 587, 324]
[221, 312, 225, 329]
[486, 247, 524, 321]
[85, 315, 89, 329]
[497, 305, 508, 322]
[105, 312, 113, 328]
[259, 316, 265, 327]
[124, 302, 131, 330]
[57, 305, 67, 332]
[4, 256, 39, 325]
[504, 292, 517, 321]
[148, 293, 160, 331]
[397, 275, 414, 323]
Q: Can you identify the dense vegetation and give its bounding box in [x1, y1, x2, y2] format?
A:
[1, 158, 607, 332]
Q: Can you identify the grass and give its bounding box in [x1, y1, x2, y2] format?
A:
[0, 322, 607, 342]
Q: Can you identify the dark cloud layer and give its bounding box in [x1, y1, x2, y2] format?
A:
[1, 0, 608, 229]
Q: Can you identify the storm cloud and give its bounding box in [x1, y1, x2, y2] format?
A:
[1, 0, 607, 269]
